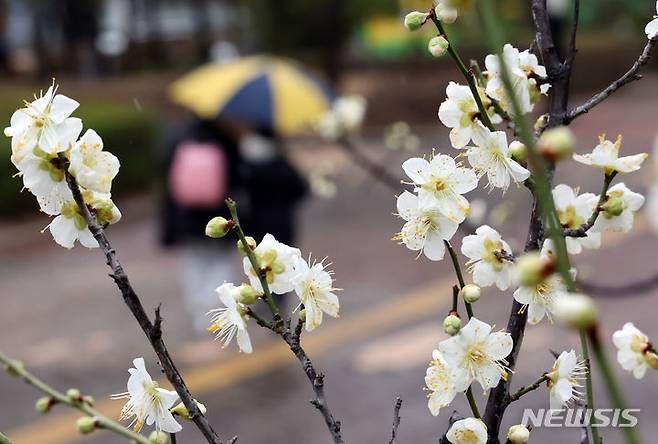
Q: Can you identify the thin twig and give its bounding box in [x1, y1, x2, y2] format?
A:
[465, 387, 481, 418]
[388, 397, 403, 444]
[581, 272, 658, 296]
[62, 164, 223, 444]
[0, 432, 10, 444]
[339, 138, 400, 191]
[507, 375, 547, 404]
[566, 37, 657, 123]
[564, 172, 616, 238]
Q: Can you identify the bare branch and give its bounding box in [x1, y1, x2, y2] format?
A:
[339, 138, 400, 191]
[389, 398, 403, 444]
[581, 272, 658, 296]
[567, 0, 581, 66]
[63, 166, 224, 444]
[563, 173, 616, 238]
[566, 38, 657, 123]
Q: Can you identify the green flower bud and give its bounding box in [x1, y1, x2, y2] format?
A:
[237, 236, 257, 254]
[534, 114, 549, 132]
[149, 431, 169, 444]
[516, 252, 545, 287]
[645, 351, 658, 370]
[443, 314, 462, 336]
[237, 284, 261, 305]
[509, 141, 527, 163]
[507, 424, 530, 444]
[35, 397, 53, 414]
[299, 309, 307, 323]
[434, 4, 458, 23]
[404, 11, 428, 31]
[205, 217, 234, 238]
[428, 36, 449, 58]
[459, 284, 481, 303]
[538, 126, 575, 161]
[66, 388, 81, 402]
[601, 196, 625, 218]
[170, 400, 207, 420]
[553, 293, 598, 330]
[76, 417, 96, 435]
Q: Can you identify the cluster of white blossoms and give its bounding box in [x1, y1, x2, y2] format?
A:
[208, 233, 339, 353]
[4, 83, 121, 249]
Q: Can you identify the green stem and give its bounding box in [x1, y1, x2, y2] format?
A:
[444, 241, 473, 319]
[0, 431, 11, 444]
[589, 330, 639, 444]
[580, 332, 600, 444]
[430, 14, 495, 131]
[465, 386, 481, 418]
[226, 199, 279, 318]
[171, 432, 178, 444]
[508, 375, 547, 403]
[0, 351, 150, 444]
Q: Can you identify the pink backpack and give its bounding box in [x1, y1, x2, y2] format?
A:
[169, 141, 227, 209]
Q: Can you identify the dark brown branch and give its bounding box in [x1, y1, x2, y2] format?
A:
[438, 411, 463, 444]
[566, 37, 657, 124]
[567, 0, 580, 66]
[581, 272, 658, 296]
[339, 137, 400, 191]
[63, 167, 224, 444]
[388, 397, 403, 444]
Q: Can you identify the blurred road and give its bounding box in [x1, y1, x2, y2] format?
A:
[2, 77, 658, 444]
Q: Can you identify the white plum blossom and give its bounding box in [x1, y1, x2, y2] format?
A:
[4, 83, 80, 165]
[111, 357, 182, 433]
[446, 417, 488, 444]
[424, 349, 458, 416]
[513, 240, 570, 325]
[484, 44, 535, 115]
[292, 257, 340, 332]
[646, 1, 658, 39]
[592, 183, 645, 233]
[402, 154, 478, 223]
[573, 134, 647, 174]
[547, 350, 587, 410]
[68, 129, 120, 194]
[395, 191, 459, 260]
[438, 82, 501, 148]
[243, 233, 302, 294]
[553, 184, 601, 255]
[466, 124, 530, 191]
[613, 322, 652, 379]
[207, 283, 252, 353]
[439, 317, 513, 391]
[461, 225, 514, 290]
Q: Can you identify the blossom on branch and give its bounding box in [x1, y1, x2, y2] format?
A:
[546, 350, 587, 410]
[394, 190, 459, 261]
[461, 225, 514, 290]
[207, 283, 252, 353]
[552, 184, 601, 254]
[613, 322, 655, 379]
[646, 1, 658, 39]
[292, 256, 340, 332]
[592, 183, 645, 233]
[424, 349, 458, 416]
[68, 129, 120, 194]
[243, 233, 302, 294]
[573, 134, 647, 174]
[446, 417, 488, 444]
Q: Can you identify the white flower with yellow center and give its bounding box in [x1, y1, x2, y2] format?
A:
[446, 417, 488, 444]
[513, 240, 570, 325]
[395, 191, 459, 261]
[484, 44, 534, 115]
[461, 225, 514, 290]
[645, 1, 658, 39]
[592, 183, 645, 233]
[439, 317, 513, 391]
[546, 350, 587, 410]
[402, 154, 478, 223]
[292, 257, 339, 332]
[573, 134, 647, 174]
[438, 82, 501, 148]
[4, 83, 80, 165]
[111, 357, 182, 434]
[243, 233, 302, 295]
[613, 322, 653, 379]
[207, 283, 252, 353]
[68, 129, 120, 194]
[553, 184, 601, 254]
[466, 124, 530, 191]
[424, 349, 458, 416]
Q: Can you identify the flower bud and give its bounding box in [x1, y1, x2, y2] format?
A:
[35, 397, 53, 414]
[534, 114, 549, 132]
[509, 141, 527, 163]
[170, 400, 207, 420]
[507, 424, 530, 444]
[538, 126, 575, 161]
[645, 351, 658, 370]
[237, 284, 261, 305]
[443, 314, 462, 336]
[76, 417, 97, 435]
[516, 252, 546, 287]
[434, 4, 458, 23]
[601, 197, 625, 218]
[237, 236, 257, 254]
[404, 11, 428, 31]
[82, 395, 95, 406]
[205, 217, 234, 238]
[428, 36, 449, 58]
[459, 284, 481, 303]
[553, 293, 598, 330]
[67, 388, 81, 402]
[149, 430, 169, 444]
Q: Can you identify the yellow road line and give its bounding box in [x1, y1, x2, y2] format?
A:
[8, 216, 653, 443]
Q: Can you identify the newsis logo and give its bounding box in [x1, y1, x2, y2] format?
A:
[521, 408, 640, 428]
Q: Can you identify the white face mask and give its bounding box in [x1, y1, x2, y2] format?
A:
[239, 134, 277, 163]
